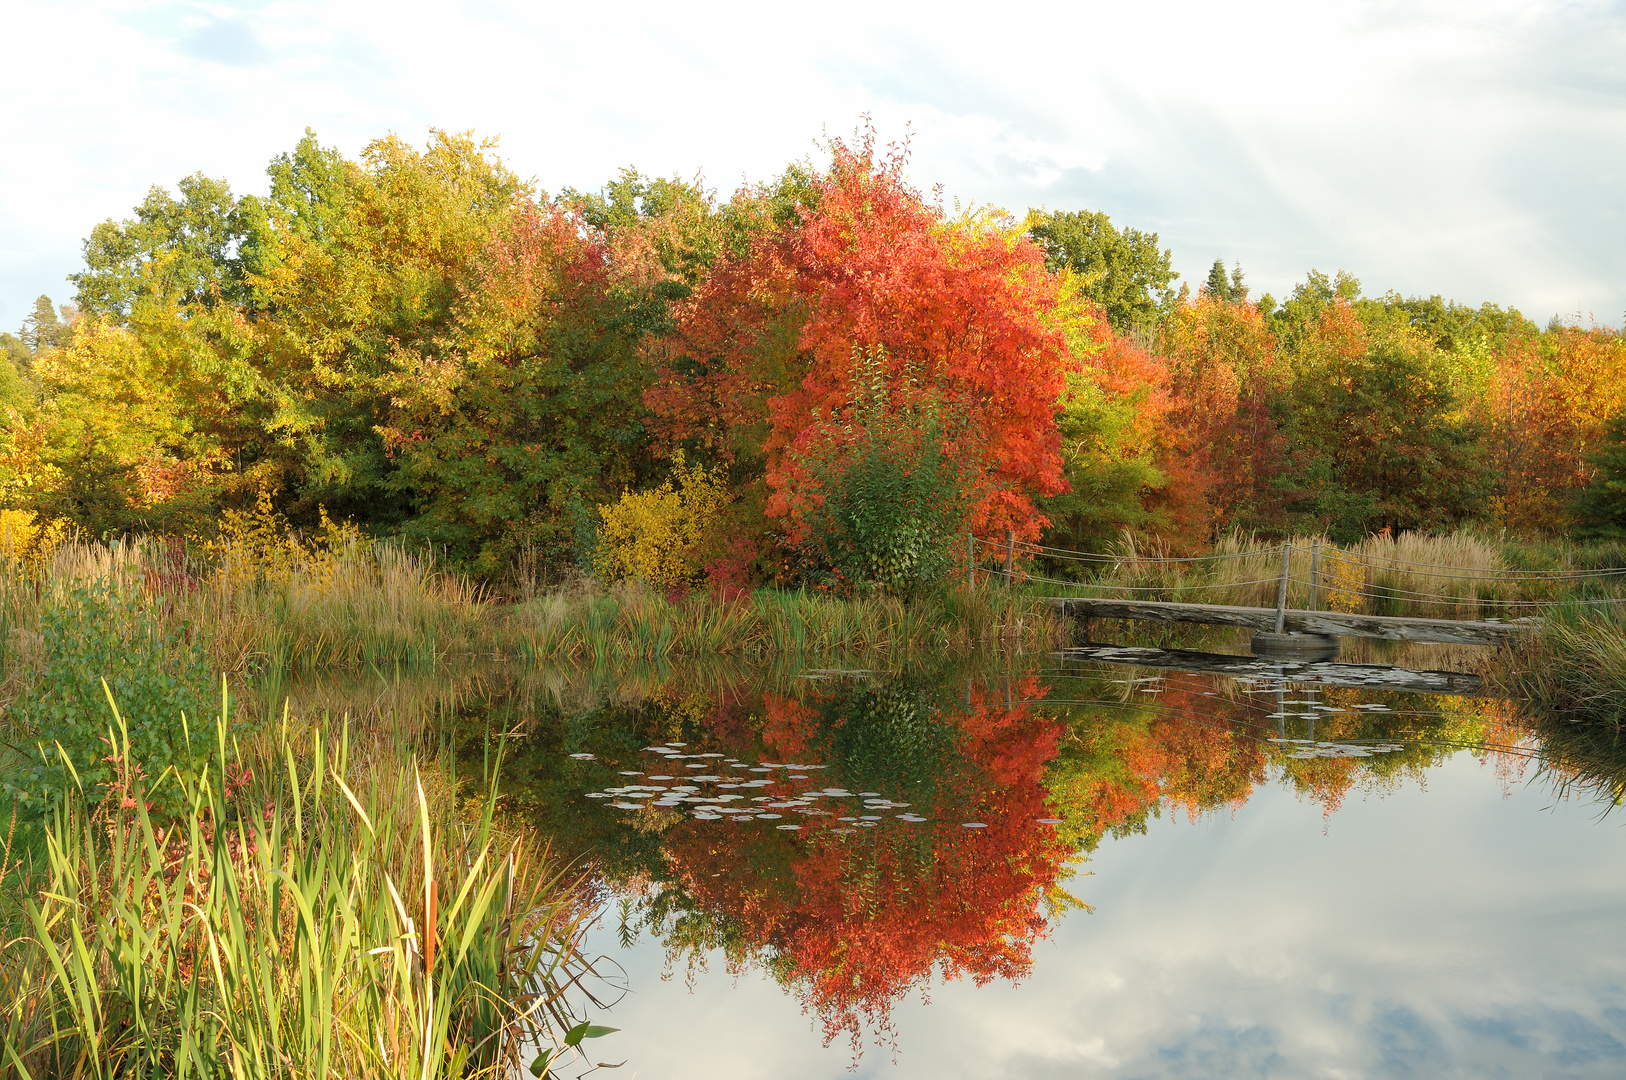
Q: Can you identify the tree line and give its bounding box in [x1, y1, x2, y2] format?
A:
[3, 125, 1623, 591]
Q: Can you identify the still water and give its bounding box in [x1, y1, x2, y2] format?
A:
[400, 636, 1626, 1077]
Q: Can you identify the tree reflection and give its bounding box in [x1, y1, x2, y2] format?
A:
[638, 669, 1072, 1051]
[416, 650, 1626, 1060]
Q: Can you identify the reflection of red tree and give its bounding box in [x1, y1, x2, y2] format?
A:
[655, 679, 1068, 1051]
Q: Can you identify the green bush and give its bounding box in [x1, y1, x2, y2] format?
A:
[795, 350, 980, 599]
[3, 584, 220, 819]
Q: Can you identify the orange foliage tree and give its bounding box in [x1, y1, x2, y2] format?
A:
[648, 126, 1071, 547]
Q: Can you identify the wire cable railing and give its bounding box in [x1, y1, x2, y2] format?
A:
[967, 536, 1626, 618]
[980, 534, 1626, 581]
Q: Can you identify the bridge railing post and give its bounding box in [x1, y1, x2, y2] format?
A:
[1309, 539, 1320, 611]
[1274, 542, 1292, 634]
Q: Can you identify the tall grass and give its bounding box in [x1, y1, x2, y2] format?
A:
[0, 532, 488, 699]
[508, 579, 1068, 663]
[1497, 603, 1626, 725]
[0, 704, 611, 1079]
[1037, 530, 1626, 622]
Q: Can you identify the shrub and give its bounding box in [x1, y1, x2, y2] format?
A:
[594, 452, 732, 589]
[793, 349, 981, 599]
[3, 583, 221, 819]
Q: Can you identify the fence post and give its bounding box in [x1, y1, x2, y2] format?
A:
[1274, 542, 1292, 634]
[1004, 530, 1016, 585]
[1309, 540, 1321, 612]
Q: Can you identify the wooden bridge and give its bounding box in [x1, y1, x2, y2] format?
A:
[1049, 597, 1538, 646]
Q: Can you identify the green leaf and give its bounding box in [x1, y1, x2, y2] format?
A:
[529, 1049, 554, 1077]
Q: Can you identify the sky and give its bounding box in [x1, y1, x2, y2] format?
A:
[2, 0, 1624, 330]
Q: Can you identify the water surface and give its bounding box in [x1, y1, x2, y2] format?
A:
[408, 638, 1626, 1077]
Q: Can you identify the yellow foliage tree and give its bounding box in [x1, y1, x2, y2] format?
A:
[594, 454, 731, 588]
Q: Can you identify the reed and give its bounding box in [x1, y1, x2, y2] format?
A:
[507, 579, 1069, 663]
[0, 701, 613, 1080]
[1496, 603, 1626, 727]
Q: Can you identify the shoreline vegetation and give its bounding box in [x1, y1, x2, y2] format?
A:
[0, 522, 1623, 1075]
[1, 709, 615, 1079]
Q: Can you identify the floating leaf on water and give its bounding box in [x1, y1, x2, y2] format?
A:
[962, 823, 987, 829]
[618, 771, 642, 776]
[790, 774, 809, 779]
[692, 775, 721, 781]
[731, 816, 753, 822]
[611, 802, 644, 810]
[701, 753, 724, 758]
[777, 824, 802, 830]
[759, 813, 783, 820]
[569, 753, 596, 759]
[685, 764, 707, 769]
[648, 775, 674, 781]
[586, 793, 608, 799]
[694, 814, 721, 820]
[857, 821, 877, 828]
[859, 791, 881, 797]
[839, 817, 858, 822]
[1036, 818, 1062, 825]
[666, 742, 687, 747]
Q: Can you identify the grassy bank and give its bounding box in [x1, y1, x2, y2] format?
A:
[0, 709, 610, 1079]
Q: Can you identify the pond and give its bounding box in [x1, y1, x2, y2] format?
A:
[357, 632, 1626, 1078]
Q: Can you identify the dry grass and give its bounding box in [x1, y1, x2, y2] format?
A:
[506, 578, 1070, 663]
[1043, 530, 1616, 621]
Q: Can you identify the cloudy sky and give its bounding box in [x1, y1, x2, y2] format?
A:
[2, 0, 1623, 329]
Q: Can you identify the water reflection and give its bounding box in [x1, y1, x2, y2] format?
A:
[287, 641, 1626, 1071]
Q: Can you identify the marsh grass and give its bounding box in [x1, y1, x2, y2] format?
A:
[508, 578, 1069, 663]
[0, 700, 612, 1080]
[1497, 603, 1626, 725]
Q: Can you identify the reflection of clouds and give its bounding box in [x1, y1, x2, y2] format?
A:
[584, 752, 1626, 1078]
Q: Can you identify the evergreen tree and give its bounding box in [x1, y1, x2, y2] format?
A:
[20, 295, 68, 353]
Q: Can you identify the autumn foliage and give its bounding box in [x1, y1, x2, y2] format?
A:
[648, 129, 1070, 549]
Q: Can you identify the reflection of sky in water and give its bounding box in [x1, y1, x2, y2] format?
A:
[583, 750, 1626, 1078]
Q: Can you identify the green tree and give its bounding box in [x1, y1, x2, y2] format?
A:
[1281, 307, 1486, 540]
[1575, 412, 1626, 538]
[1202, 258, 1247, 303]
[20, 295, 71, 353]
[1027, 209, 1176, 331]
[0, 331, 31, 375]
[71, 175, 241, 319]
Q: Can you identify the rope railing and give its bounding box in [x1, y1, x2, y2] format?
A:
[985, 533, 1626, 581]
[970, 535, 1626, 613]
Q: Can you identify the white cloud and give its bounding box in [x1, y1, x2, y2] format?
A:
[1, 0, 1622, 325]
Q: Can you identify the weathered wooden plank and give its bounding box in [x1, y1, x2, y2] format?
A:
[1056, 643, 1489, 695]
[1049, 597, 1539, 645]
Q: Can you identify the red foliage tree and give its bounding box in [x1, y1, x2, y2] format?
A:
[648, 127, 1071, 544]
